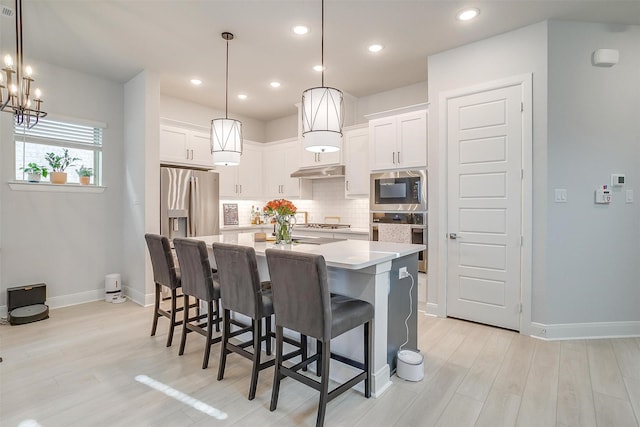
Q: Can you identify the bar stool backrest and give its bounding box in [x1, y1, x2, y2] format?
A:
[173, 238, 216, 302]
[145, 233, 179, 290]
[213, 242, 264, 319]
[265, 250, 332, 342]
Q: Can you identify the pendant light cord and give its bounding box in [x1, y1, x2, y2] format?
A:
[225, 37, 229, 119]
[321, 0, 324, 87]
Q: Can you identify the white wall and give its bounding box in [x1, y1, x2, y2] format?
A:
[545, 21, 640, 324]
[427, 21, 549, 323]
[0, 61, 124, 312]
[121, 71, 160, 306]
[160, 95, 266, 142]
[263, 82, 429, 142]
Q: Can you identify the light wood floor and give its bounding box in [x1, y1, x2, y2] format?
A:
[1, 301, 639, 427]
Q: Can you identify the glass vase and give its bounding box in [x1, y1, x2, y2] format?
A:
[274, 215, 296, 244]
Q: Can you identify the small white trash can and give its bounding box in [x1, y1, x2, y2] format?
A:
[105, 273, 126, 303]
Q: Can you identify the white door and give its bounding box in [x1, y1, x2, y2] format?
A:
[446, 83, 523, 331]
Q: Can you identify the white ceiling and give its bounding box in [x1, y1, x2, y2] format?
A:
[2, 0, 639, 121]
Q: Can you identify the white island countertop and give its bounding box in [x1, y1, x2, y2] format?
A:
[194, 232, 425, 270]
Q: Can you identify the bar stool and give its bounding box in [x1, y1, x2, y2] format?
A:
[173, 238, 222, 369]
[144, 233, 185, 347]
[265, 249, 373, 427]
[213, 242, 308, 400]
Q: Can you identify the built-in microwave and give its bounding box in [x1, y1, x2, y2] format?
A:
[370, 170, 427, 211]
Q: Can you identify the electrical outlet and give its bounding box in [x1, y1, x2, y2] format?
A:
[399, 267, 408, 279]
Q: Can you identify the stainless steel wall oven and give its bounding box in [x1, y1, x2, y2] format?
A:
[370, 212, 427, 273]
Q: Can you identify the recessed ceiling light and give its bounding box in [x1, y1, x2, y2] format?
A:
[190, 79, 202, 86]
[368, 44, 384, 53]
[237, 94, 247, 100]
[457, 8, 480, 21]
[313, 65, 325, 72]
[270, 81, 281, 88]
[292, 25, 309, 35]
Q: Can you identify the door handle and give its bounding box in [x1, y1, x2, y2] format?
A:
[392, 152, 396, 164]
[449, 233, 458, 240]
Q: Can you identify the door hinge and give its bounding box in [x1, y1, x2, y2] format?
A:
[521, 169, 524, 179]
[519, 303, 523, 313]
[520, 236, 524, 246]
[521, 102, 524, 112]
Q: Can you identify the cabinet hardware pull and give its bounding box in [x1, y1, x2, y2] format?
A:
[239, 184, 242, 194]
[397, 151, 400, 164]
[392, 152, 395, 164]
[186, 149, 189, 160]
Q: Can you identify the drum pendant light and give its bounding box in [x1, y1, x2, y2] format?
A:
[211, 32, 243, 166]
[301, 0, 343, 153]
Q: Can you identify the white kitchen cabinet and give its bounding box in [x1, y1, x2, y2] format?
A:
[263, 139, 311, 199]
[369, 108, 427, 171]
[299, 146, 342, 168]
[160, 124, 214, 168]
[343, 125, 369, 197]
[218, 142, 262, 199]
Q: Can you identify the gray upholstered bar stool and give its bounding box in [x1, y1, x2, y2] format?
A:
[172, 238, 222, 369]
[144, 233, 185, 347]
[265, 249, 373, 427]
[213, 242, 308, 400]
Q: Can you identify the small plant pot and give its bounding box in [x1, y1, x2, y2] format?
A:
[79, 176, 90, 185]
[50, 172, 67, 184]
[27, 173, 42, 183]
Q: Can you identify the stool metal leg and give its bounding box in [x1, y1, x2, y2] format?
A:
[270, 326, 285, 411]
[203, 301, 214, 369]
[265, 317, 272, 356]
[217, 309, 231, 381]
[316, 340, 331, 427]
[178, 295, 189, 356]
[151, 282, 161, 337]
[166, 288, 177, 347]
[364, 321, 371, 398]
[249, 319, 262, 400]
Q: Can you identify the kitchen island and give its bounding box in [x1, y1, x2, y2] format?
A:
[193, 232, 425, 397]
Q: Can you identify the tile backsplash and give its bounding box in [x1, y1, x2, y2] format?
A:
[220, 178, 369, 228]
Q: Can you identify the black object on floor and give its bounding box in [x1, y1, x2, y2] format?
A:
[7, 283, 49, 325]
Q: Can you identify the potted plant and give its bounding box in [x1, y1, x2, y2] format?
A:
[76, 165, 93, 185]
[44, 149, 80, 184]
[21, 163, 48, 182]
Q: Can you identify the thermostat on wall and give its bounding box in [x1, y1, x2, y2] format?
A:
[611, 174, 625, 187]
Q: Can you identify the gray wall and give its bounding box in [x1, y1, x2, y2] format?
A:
[546, 21, 640, 323]
[427, 21, 549, 324]
[0, 61, 124, 312]
[428, 19, 640, 330]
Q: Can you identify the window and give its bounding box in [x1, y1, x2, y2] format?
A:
[14, 118, 104, 185]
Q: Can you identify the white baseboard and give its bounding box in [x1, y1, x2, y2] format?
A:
[123, 285, 153, 307]
[530, 321, 640, 340]
[425, 302, 443, 317]
[0, 289, 104, 318]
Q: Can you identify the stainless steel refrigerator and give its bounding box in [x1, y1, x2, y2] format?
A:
[160, 166, 219, 239]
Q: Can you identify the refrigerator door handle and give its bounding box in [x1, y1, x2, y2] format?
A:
[189, 176, 198, 236]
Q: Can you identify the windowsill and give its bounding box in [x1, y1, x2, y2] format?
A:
[8, 181, 106, 193]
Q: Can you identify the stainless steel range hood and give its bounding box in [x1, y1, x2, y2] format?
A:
[290, 165, 345, 179]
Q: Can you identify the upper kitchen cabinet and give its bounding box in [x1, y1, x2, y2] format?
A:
[299, 146, 342, 168]
[159, 122, 214, 168]
[368, 105, 428, 171]
[218, 142, 262, 199]
[343, 125, 369, 197]
[263, 139, 311, 199]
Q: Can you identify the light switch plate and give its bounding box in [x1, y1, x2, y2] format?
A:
[626, 189, 634, 203]
[554, 189, 567, 203]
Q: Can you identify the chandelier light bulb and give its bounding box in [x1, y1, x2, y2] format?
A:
[35, 88, 42, 99]
[10, 84, 17, 94]
[4, 55, 14, 68]
[25, 65, 33, 77]
[0, 74, 3, 84]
